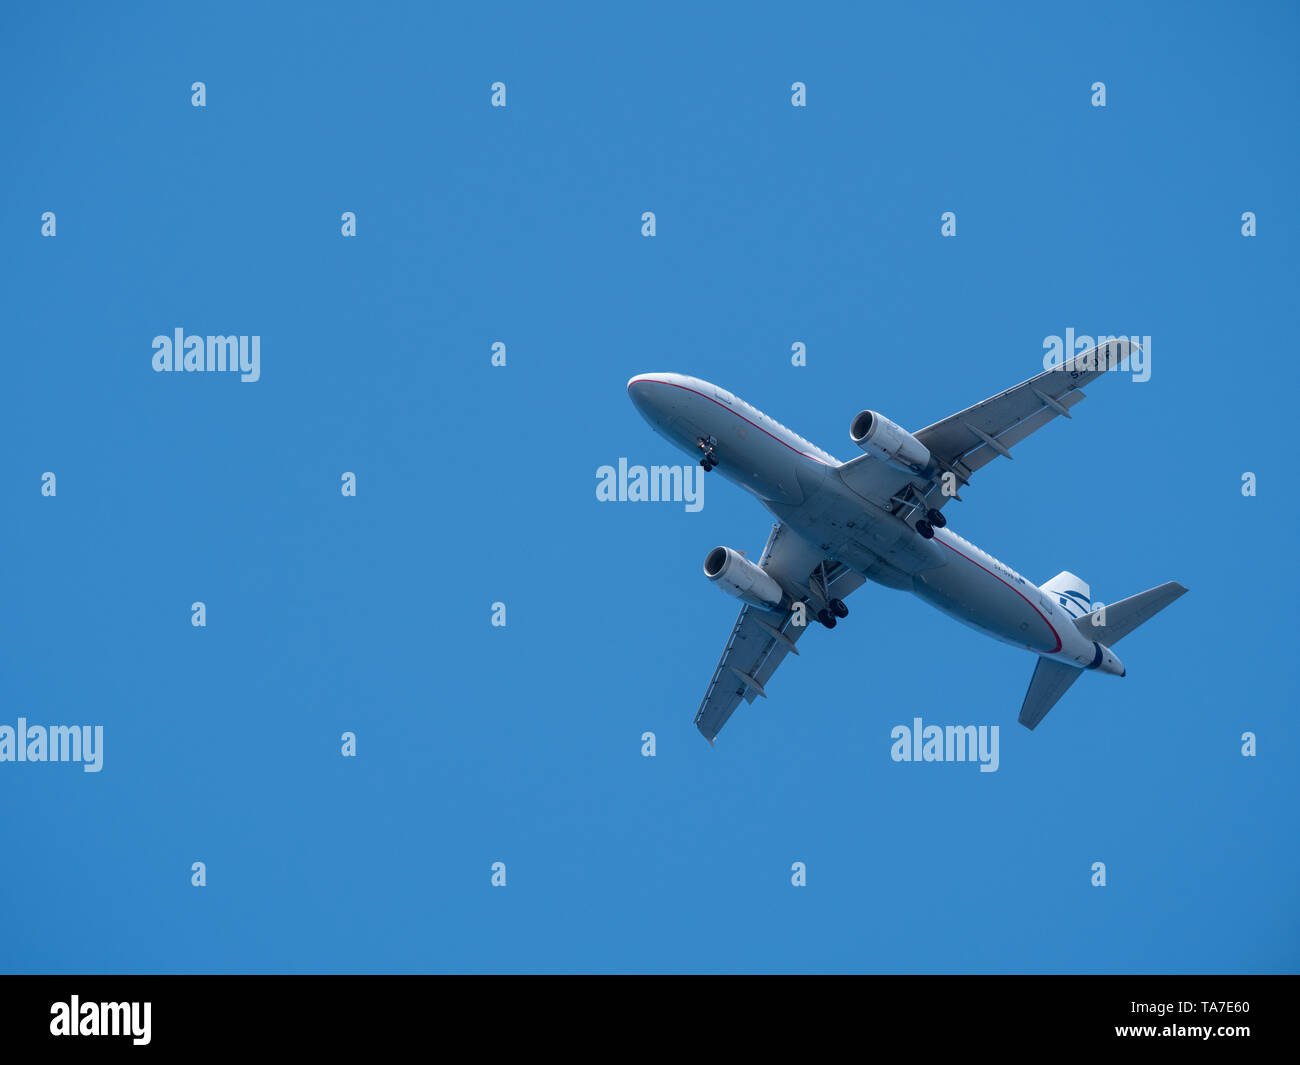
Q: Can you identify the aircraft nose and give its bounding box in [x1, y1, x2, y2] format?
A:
[627, 374, 659, 414]
[628, 374, 683, 428]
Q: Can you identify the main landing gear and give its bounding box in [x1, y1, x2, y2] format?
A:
[816, 598, 848, 628]
[890, 485, 947, 540]
[811, 561, 849, 628]
[915, 507, 947, 540]
[697, 435, 719, 471]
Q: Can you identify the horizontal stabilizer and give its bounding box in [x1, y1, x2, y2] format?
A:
[1074, 582, 1188, 644]
[1022, 581, 1188, 730]
[1019, 657, 1084, 730]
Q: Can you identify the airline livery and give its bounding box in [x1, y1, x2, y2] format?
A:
[627, 341, 1187, 743]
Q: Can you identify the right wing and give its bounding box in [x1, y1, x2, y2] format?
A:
[838, 339, 1139, 515]
[694, 523, 865, 744]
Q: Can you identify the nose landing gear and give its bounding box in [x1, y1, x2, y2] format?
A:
[697, 435, 719, 471]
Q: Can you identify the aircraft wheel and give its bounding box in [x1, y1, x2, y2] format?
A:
[916, 519, 934, 540]
[926, 508, 947, 528]
[830, 598, 848, 619]
[817, 609, 837, 629]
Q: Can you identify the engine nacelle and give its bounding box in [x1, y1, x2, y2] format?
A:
[703, 546, 787, 610]
[849, 410, 931, 473]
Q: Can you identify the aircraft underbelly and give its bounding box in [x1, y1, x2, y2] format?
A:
[717, 429, 806, 504]
[767, 472, 941, 590]
[667, 394, 1063, 655]
[913, 547, 1062, 653]
[775, 479, 1063, 651]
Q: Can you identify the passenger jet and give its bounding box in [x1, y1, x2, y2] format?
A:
[627, 341, 1186, 743]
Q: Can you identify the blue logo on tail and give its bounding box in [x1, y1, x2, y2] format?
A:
[1057, 589, 1091, 618]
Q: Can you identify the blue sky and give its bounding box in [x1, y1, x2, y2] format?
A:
[1, 1, 1296, 973]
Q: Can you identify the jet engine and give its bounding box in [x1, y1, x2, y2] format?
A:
[849, 410, 931, 473]
[703, 546, 787, 610]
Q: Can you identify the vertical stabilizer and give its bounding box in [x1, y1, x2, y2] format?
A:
[1040, 571, 1092, 620]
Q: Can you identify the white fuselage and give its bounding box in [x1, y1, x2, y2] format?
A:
[627, 373, 1124, 676]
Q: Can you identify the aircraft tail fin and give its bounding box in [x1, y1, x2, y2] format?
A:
[1073, 581, 1189, 644]
[1018, 657, 1084, 730]
[1039, 570, 1092, 620]
[1020, 581, 1188, 730]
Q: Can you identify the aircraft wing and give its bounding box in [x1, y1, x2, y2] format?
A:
[837, 339, 1139, 514]
[695, 523, 865, 744]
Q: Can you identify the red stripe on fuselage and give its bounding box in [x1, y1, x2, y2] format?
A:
[932, 536, 1063, 654]
[628, 378, 833, 466]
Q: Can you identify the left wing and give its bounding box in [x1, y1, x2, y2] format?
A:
[694, 524, 865, 744]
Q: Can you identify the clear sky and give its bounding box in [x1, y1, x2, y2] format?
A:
[2, 1, 1296, 973]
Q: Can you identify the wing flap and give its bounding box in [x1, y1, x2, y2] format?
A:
[695, 604, 801, 741]
[948, 389, 1087, 476]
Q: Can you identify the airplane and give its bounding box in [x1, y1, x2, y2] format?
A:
[627, 340, 1187, 744]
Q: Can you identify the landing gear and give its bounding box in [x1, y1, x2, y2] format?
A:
[891, 485, 947, 538]
[811, 562, 845, 628]
[697, 435, 718, 471]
